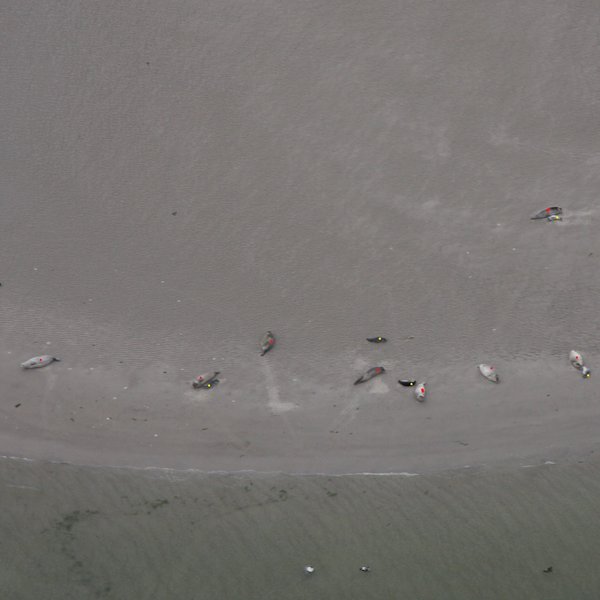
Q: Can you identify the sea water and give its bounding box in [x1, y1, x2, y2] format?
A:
[2, 457, 600, 599]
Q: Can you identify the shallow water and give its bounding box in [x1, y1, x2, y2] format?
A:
[2, 457, 600, 599]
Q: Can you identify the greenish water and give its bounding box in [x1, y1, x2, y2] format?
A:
[2, 458, 600, 599]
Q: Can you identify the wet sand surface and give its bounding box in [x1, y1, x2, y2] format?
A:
[2, 1, 600, 474]
[2, 456, 600, 600]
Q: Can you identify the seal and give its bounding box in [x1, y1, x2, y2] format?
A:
[414, 382, 427, 402]
[366, 336, 387, 343]
[569, 351, 591, 378]
[354, 366, 385, 385]
[192, 371, 220, 389]
[531, 207, 562, 220]
[21, 355, 60, 369]
[569, 350, 584, 370]
[398, 379, 416, 387]
[478, 364, 499, 383]
[260, 331, 276, 356]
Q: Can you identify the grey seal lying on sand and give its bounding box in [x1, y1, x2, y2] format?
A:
[478, 363, 499, 383]
[192, 371, 220, 389]
[21, 355, 60, 369]
[414, 382, 427, 402]
[569, 350, 591, 378]
[531, 207, 562, 220]
[260, 331, 275, 356]
[354, 366, 385, 385]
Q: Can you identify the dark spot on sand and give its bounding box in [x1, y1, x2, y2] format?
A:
[543, 566, 553, 573]
[56, 509, 99, 533]
[326, 490, 338, 497]
[278, 489, 288, 500]
[146, 61, 150, 65]
[70, 417, 75, 422]
[202, 427, 208, 431]
[14, 403, 21, 408]
[171, 211, 177, 216]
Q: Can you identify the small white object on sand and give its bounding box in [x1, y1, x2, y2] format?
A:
[304, 565, 315, 574]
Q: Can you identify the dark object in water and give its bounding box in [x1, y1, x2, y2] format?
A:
[543, 566, 553, 573]
[367, 336, 387, 343]
[354, 366, 385, 385]
[260, 331, 276, 356]
[398, 379, 416, 387]
[531, 207, 562, 220]
[192, 371, 220, 389]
